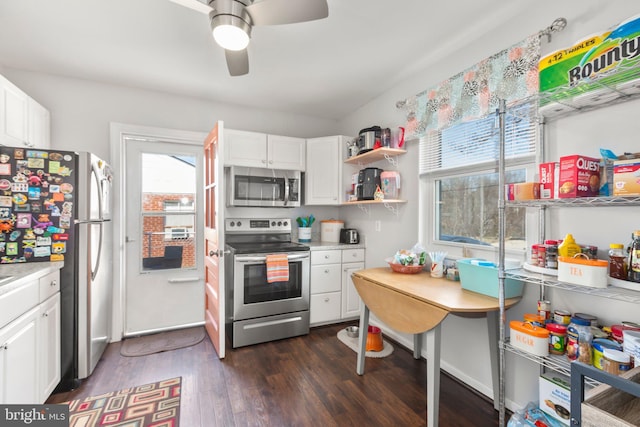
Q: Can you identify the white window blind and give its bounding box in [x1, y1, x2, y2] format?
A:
[419, 101, 538, 175]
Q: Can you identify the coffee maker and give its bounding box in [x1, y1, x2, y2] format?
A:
[357, 167, 383, 200]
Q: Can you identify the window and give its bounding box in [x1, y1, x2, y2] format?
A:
[436, 170, 527, 249]
[163, 199, 194, 241]
[421, 102, 537, 251]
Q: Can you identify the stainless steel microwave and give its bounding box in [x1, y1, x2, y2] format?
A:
[227, 166, 301, 207]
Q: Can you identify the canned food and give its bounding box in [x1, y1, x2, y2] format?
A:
[547, 323, 567, 355]
[538, 300, 551, 321]
[553, 309, 571, 325]
[575, 312, 598, 327]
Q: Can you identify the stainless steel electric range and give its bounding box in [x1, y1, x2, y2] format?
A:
[224, 218, 310, 348]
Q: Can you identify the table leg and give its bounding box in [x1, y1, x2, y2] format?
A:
[486, 310, 500, 411]
[356, 305, 370, 375]
[426, 324, 441, 427]
[414, 333, 423, 359]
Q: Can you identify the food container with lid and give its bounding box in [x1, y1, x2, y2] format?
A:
[592, 338, 623, 370]
[558, 255, 608, 288]
[510, 320, 549, 356]
[320, 219, 344, 242]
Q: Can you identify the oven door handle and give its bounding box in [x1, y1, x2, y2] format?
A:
[235, 253, 310, 263]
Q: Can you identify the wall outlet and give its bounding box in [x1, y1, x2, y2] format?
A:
[375, 220, 381, 232]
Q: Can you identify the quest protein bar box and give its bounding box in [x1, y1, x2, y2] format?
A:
[558, 155, 600, 198]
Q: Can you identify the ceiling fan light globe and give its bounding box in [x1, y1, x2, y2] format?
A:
[213, 24, 250, 51]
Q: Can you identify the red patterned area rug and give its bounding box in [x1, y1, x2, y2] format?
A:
[66, 377, 181, 427]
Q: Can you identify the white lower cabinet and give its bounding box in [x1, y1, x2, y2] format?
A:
[0, 306, 39, 404]
[310, 248, 365, 325]
[0, 268, 61, 404]
[39, 293, 61, 402]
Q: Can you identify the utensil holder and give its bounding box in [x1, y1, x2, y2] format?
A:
[298, 227, 311, 242]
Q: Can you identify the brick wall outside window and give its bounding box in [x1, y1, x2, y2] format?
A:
[141, 193, 195, 268]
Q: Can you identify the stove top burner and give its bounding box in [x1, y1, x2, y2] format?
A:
[226, 241, 309, 254]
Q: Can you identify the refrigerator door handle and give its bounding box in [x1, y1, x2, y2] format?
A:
[75, 219, 105, 225]
[91, 222, 104, 281]
[92, 162, 105, 220]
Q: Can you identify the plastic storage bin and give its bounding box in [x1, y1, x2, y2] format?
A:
[457, 258, 524, 299]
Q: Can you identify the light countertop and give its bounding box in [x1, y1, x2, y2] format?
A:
[301, 241, 365, 250]
[0, 261, 64, 296]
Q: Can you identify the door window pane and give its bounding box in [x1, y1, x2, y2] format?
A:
[140, 153, 196, 271]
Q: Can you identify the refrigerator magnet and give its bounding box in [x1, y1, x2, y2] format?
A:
[6, 242, 18, 255]
[16, 213, 31, 228]
[33, 246, 51, 257]
[0, 164, 10, 175]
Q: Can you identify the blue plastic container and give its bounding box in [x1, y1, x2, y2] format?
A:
[457, 258, 524, 299]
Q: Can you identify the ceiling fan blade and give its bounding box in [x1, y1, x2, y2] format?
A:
[225, 49, 249, 76]
[168, 0, 213, 15]
[245, 0, 328, 26]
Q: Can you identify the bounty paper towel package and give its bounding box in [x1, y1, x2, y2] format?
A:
[539, 13, 640, 110]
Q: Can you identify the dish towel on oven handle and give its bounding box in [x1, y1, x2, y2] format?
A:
[266, 253, 290, 283]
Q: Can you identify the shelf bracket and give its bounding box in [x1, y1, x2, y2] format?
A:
[357, 203, 370, 215]
[383, 153, 398, 167]
[382, 200, 399, 216]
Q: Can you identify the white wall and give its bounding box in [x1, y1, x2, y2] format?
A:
[336, 0, 640, 411]
[1, 68, 342, 162]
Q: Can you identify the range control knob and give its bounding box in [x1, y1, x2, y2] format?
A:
[237, 221, 242, 227]
[283, 220, 288, 227]
[230, 221, 235, 227]
[277, 221, 282, 226]
[271, 221, 276, 227]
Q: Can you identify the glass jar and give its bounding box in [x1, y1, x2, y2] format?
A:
[609, 243, 627, 279]
[567, 316, 592, 364]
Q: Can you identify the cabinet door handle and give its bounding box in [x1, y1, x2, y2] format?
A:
[1, 344, 7, 350]
[324, 255, 330, 259]
[50, 280, 57, 287]
[42, 312, 49, 318]
[324, 269, 330, 274]
[324, 298, 329, 302]
[262, 159, 266, 164]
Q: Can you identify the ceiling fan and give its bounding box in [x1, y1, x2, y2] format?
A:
[169, 0, 329, 76]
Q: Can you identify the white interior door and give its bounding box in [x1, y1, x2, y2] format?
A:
[124, 138, 205, 336]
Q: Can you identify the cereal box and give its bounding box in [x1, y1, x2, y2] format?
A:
[558, 155, 600, 198]
[613, 158, 640, 196]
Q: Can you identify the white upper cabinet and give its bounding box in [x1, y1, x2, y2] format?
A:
[0, 75, 50, 149]
[305, 135, 348, 205]
[224, 129, 305, 171]
[267, 134, 306, 171]
[28, 98, 51, 149]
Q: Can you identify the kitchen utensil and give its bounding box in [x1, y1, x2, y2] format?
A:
[357, 126, 381, 154]
[340, 228, 359, 244]
[357, 167, 383, 200]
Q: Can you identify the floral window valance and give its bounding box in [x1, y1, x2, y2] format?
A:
[398, 34, 541, 139]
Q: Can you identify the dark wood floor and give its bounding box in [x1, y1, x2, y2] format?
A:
[48, 323, 501, 426]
